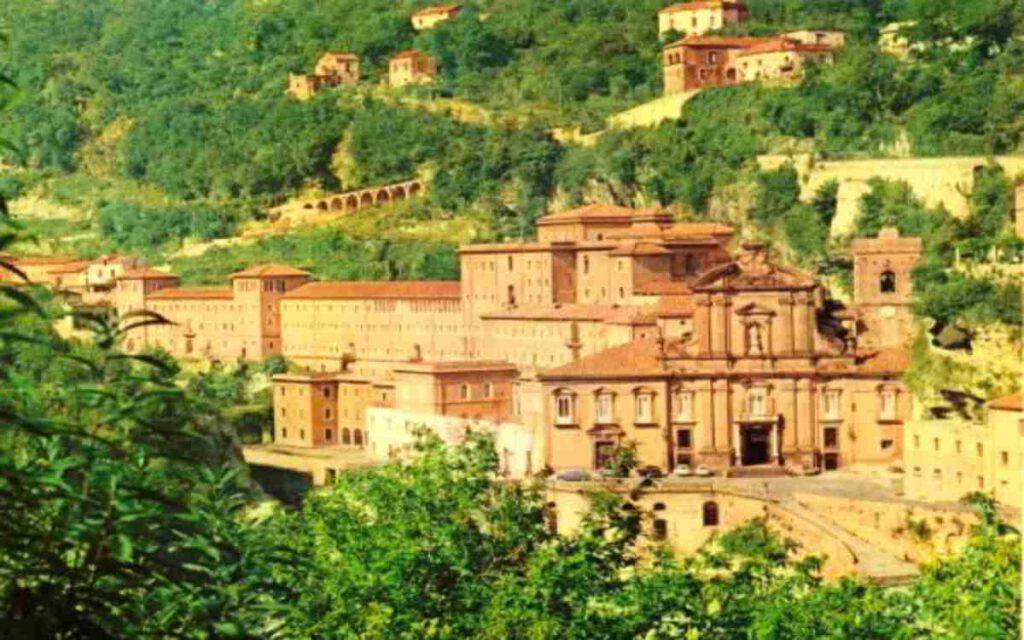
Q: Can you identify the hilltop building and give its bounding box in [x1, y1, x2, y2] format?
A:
[904, 394, 1022, 512]
[110, 204, 922, 480]
[411, 4, 461, 31]
[287, 52, 360, 100]
[658, 1, 749, 38]
[388, 50, 438, 87]
[662, 35, 839, 95]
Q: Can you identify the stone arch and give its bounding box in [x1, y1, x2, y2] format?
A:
[353, 429, 364, 446]
[391, 185, 407, 201]
[317, 201, 328, 211]
[331, 197, 344, 211]
[375, 189, 390, 204]
[346, 194, 359, 210]
[408, 182, 423, 197]
[359, 192, 373, 207]
[303, 203, 313, 210]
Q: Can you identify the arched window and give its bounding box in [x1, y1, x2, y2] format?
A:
[554, 390, 576, 425]
[353, 429, 363, 446]
[702, 501, 719, 527]
[879, 270, 896, 294]
[342, 428, 351, 445]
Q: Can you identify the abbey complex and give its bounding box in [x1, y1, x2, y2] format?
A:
[3, 0, 1021, 591]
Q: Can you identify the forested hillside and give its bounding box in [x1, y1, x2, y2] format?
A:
[1, 0, 1022, 324]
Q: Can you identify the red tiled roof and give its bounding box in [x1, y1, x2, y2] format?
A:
[393, 360, 517, 374]
[7, 255, 79, 266]
[413, 3, 461, 17]
[665, 36, 768, 50]
[633, 280, 693, 296]
[736, 38, 833, 57]
[148, 288, 233, 300]
[391, 49, 433, 60]
[230, 264, 311, 279]
[541, 338, 667, 380]
[482, 304, 644, 322]
[118, 268, 179, 281]
[48, 261, 90, 274]
[660, 1, 745, 13]
[536, 204, 639, 224]
[321, 52, 359, 60]
[282, 280, 460, 300]
[655, 295, 696, 317]
[856, 348, 911, 375]
[989, 393, 1022, 411]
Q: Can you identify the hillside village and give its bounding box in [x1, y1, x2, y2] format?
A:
[0, 0, 1022, 633]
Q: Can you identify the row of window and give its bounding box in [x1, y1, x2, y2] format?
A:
[554, 388, 897, 425]
[912, 435, 1012, 464]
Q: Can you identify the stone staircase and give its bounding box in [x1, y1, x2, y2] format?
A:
[776, 498, 920, 586]
[723, 464, 791, 479]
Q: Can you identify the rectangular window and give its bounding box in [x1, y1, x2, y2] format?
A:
[824, 427, 838, 448]
[596, 393, 614, 423]
[484, 382, 494, 399]
[676, 429, 692, 449]
[674, 390, 694, 421]
[325, 407, 332, 420]
[879, 389, 897, 421]
[822, 390, 841, 420]
[933, 437, 940, 451]
[635, 393, 653, 423]
[747, 388, 766, 417]
[460, 384, 470, 400]
[1001, 451, 1009, 465]
[556, 394, 575, 425]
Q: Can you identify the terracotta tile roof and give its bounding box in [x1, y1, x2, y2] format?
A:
[118, 268, 179, 281]
[608, 241, 672, 257]
[48, 261, 90, 274]
[230, 264, 311, 279]
[7, 255, 79, 266]
[660, 1, 745, 12]
[393, 361, 517, 374]
[662, 223, 735, 238]
[540, 338, 667, 380]
[282, 280, 460, 300]
[633, 280, 693, 296]
[856, 348, 911, 375]
[148, 288, 233, 300]
[655, 295, 696, 317]
[391, 49, 433, 60]
[988, 393, 1022, 411]
[666, 36, 768, 50]
[413, 3, 461, 17]
[482, 304, 645, 322]
[321, 52, 359, 60]
[536, 204, 639, 225]
[736, 38, 833, 56]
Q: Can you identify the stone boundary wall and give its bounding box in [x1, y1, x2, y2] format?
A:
[757, 154, 1024, 235]
[792, 491, 977, 565]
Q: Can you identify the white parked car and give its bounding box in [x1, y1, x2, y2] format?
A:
[673, 464, 693, 477]
[694, 465, 713, 477]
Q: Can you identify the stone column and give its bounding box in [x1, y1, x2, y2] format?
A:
[695, 295, 712, 356]
[796, 378, 815, 465]
[709, 295, 727, 357]
[793, 292, 812, 354]
[777, 293, 794, 355]
[696, 379, 715, 451]
[713, 379, 732, 466]
[770, 422, 779, 463]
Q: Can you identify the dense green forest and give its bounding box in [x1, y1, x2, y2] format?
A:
[1, 0, 1022, 318]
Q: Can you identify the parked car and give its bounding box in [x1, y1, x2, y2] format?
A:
[694, 465, 713, 477]
[673, 464, 693, 477]
[635, 465, 664, 479]
[556, 468, 590, 482]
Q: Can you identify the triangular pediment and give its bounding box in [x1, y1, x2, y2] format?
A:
[735, 302, 776, 316]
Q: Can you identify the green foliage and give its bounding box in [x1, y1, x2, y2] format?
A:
[169, 224, 459, 285]
[754, 164, 801, 224]
[604, 440, 640, 477]
[97, 200, 240, 253]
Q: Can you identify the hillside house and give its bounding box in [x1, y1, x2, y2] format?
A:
[286, 52, 360, 100]
[658, 1, 748, 38]
[411, 4, 461, 30]
[388, 50, 438, 87]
